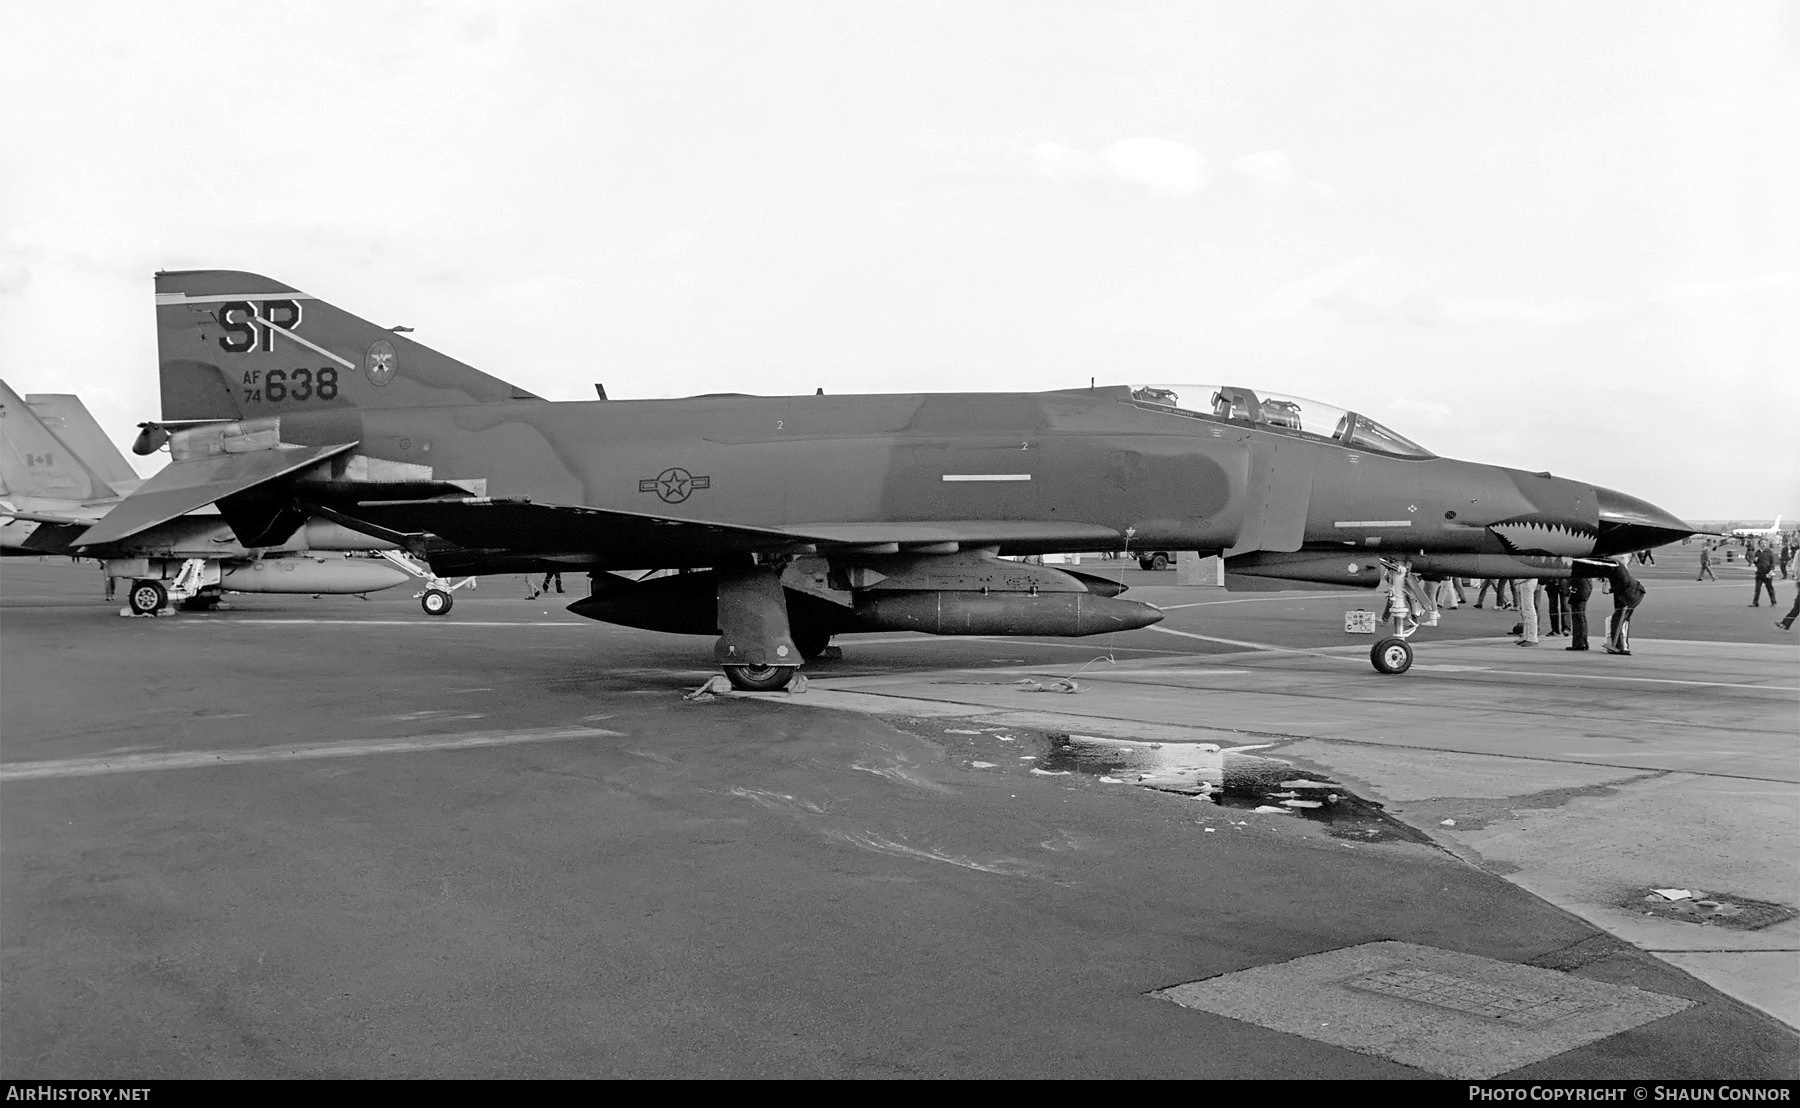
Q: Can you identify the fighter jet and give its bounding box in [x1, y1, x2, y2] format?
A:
[0, 379, 460, 613]
[86, 269, 1697, 685]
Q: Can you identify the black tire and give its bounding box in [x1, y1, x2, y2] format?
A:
[1149, 552, 1170, 571]
[722, 663, 796, 692]
[421, 588, 453, 616]
[792, 626, 833, 661]
[1371, 636, 1414, 675]
[127, 579, 166, 615]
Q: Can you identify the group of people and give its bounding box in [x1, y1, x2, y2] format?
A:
[1400, 559, 1645, 655]
[1704, 537, 1799, 631]
[1699, 538, 1792, 583]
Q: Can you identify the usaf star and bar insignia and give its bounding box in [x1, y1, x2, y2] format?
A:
[639, 467, 711, 503]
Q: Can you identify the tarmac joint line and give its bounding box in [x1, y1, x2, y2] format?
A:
[0, 726, 624, 781]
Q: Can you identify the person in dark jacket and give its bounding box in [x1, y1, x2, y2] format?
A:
[1751, 544, 1777, 606]
[1543, 578, 1568, 636]
[1565, 574, 1592, 650]
[1604, 559, 1646, 655]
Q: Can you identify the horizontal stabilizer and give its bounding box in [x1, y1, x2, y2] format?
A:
[75, 442, 356, 547]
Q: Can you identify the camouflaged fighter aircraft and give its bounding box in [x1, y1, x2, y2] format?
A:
[0, 378, 458, 613]
[83, 269, 1697, 687]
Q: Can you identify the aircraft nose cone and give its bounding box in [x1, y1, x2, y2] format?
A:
[1592, 484, 1698, 556]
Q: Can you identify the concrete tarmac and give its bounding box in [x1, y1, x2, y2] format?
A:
[2, 553, 1796, 1078]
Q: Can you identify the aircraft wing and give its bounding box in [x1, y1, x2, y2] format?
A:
[344, 499, 806, 565]
[74, 442, 357, 547]
[337, 499, 1124, 569]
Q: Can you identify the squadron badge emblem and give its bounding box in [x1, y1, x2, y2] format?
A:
[364, 339, 398, 386]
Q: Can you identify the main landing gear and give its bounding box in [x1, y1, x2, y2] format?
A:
[372, 550, 475, 617]
[122, 559, 216, 615]
[1370, 558, 1418, 675]
[714, 563, 802, 692]
[421, 587, 454, 616]
[126, 578, 168, 616]
[721, 663, 795, 692]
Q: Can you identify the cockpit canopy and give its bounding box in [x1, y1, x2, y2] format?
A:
[1126, 384, 1434, 458]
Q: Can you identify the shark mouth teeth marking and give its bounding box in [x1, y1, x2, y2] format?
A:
[1487, 520, 1597, 556]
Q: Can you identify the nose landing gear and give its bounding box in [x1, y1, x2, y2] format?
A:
[1371, 558, 1418, 674]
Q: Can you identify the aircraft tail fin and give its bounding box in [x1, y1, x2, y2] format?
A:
[154, 270, 543, 421]
[23, 393, 140, 491]
[0, 380, 120, 501]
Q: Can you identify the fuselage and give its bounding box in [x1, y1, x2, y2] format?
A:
[261, 385, 1688, 570]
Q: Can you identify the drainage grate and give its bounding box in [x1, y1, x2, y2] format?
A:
[1344, 966, 1599, 1027]
[1155, 941, 1692, 1079]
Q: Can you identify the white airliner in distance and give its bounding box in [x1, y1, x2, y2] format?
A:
[1728, 516, 1783, 538]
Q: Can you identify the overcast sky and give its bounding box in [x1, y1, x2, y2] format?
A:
[2, 0, 1794, 521]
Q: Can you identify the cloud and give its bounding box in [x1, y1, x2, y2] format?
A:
[1032, 137, 1207, 196]
[1255, 256, 1443, 325]
[1101, 137, 1207, 195]
[1228, 150, 1297, 189]
[1382, 396, 1455, 424]
[1257, 256, 1635, 328]
[1440, 299, 1603, 325]
[1651, 272, 1797, 312]
[0, 254, 29, 296]
[1033, 141, 1100, 182]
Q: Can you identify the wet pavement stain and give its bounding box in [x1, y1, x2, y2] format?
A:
[1400, 770, 1669, 832]
[1036, 733, 1434, 844]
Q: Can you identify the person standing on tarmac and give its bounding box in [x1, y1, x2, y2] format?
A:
[1778, 581, 1799, 631]
[1543, 577, 1568, 637]
[1474, 577, 1503, 609]
[1603, 559, 1647, 656]
[1513, 577, 1541, 646]
[1751, 544, 1777, 607]
[1565, 573, 1592, 651]
[1697, 545, 1715, 581]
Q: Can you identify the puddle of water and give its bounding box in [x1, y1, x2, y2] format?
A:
[1040, 733, 1431, 844]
